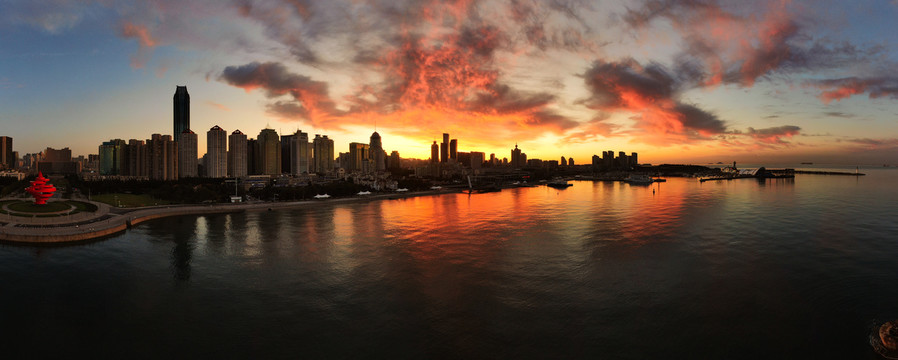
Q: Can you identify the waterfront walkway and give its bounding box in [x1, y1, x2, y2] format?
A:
[0, 190, 450, 244]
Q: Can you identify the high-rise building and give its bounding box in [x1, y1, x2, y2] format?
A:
[370, 131, 385, 172]
[440, 133, 449, 163]
[127, 139, 147, 177]
[617, 151, 629, 170]
[630, 152, 638, 168]
[0, 136, 12, 169]
[431, 141, 439, 163]
[207, 125, 227, 178]
[280, 133, 294, 174]
[147, 134, 178, 180]
[389, 151, 401, 171]
[349, 142, 370, 173]
[173, 86, 190, 137]
[38, 147, 78, 174]
[257, 128, 281, 176]
[228, 130, 247, 177]
[449, 139, 457, 162]
[178, 130, 198, 178]
[289, 130, 310, 175]
[561, 156, 567, 166]
[312, 134, 334, 173]
[246, 138, 258, 175]
[511, 144, 524, 168]
[99, 140, 125, 175]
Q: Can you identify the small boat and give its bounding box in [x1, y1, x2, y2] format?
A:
[313, 194, 330, 199]
[396, 188, 408, 192]
[624, 175, 654, 185]
[430, 186, 442, 190]
[653, 178, 667, 182]
[356, 191, 371, 195]
[547, 179, 572, 189]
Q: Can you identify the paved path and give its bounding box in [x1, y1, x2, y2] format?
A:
[0, 190, 453, 244]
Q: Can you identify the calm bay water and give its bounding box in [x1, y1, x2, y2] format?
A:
[3, 166, 898, 358]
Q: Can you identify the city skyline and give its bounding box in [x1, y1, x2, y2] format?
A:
[2, 1, 898, 165]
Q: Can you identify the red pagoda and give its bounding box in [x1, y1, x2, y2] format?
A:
[25, 172, 56, 205]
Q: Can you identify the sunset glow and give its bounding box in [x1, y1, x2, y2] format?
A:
[2, 0, 897, 164]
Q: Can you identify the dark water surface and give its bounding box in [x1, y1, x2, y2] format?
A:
[3, 166, 898, 358]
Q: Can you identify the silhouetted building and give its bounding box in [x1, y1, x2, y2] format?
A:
[0, 136, 12, 170]
[630, 152, 638, 168]
[370, 131, 385, 172]
[173, 86, 190, 138]
[289, 130, 310, 175]
[431, 141, 439, 163]
[389, 151, 401, 171]
[246, 138, 258, 175]
[38, 147, 78, 174]
[127, 139, 147, 177]
[179, 130, 198, 178]
[228, 130, 247, 177]
[148, 134, 178, 180]
[569, 158, 575, 166]
[312, 134, 334, 173]
[449, 139, 457, 163]
[280, 133, 294, 174]
[257, 128, 281, 176]
[207, 125, 227, 178]
[561, 156, 567, 166]
[441, 133, 449, 163]
[470, 151, 484, 170]
[511, 144, 525, 168]
[349, 142, 370, 173]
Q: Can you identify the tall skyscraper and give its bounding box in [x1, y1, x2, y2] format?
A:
[207, 125, 227, 178]
[246, 138, 258, 175]
[173, 86, 190, 137]
[370, 131, 385, 172]
[127, 139, 147, 177]
[178, 130, 198, 178]
[289, 130, 310, 175]
[228, 130, 247, 177]
[449, 139, 458, 162]
[511, 144, 524, 168]
[257, 128, 281, 176]
[388, 151, 401, 171]
[99, 139, 125, 175]
[431, 141, 439, 163]
[0, 136, 12, 169]
[312, 134, 334, 173]
[440, 133, 449, 163]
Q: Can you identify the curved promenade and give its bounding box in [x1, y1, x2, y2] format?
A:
[0, 190, 450, 244]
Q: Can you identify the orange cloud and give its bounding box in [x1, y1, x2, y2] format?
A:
[118, 22, 157, 68]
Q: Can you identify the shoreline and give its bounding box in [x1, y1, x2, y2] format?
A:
[0, 189, 457, 245]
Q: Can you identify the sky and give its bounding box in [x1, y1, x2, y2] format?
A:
[1, 0, 897, 165]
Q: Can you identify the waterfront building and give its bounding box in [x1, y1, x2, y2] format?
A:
[603, 151, 613, 169]
[127, 139, 147, 177]
[99, 140, 125, 175]
[312, 134, 334, 173]
[511, 144, 524, 168]
[246, 138, 257, 175]
[280, 133, 294, 175]
[370, 131, 385, 172]
[618, 151, 629, 170]
[147, 134, 178, 180]
[349, 142, 370, 173]
[257, 128, 281, 176]
[561, 156, 567, 166]
[431, 141, 439, 163]
[289, 130, 310, 175]
[173, 86, 190, 138]
[449, 139, 457, 163]
[0, 136, 12, 170]
[569, 158, 575, 166]
[207, 125, 227, 178]
[441, 133, 449, 163]
[470, 152, 484, 170]
[389, 151, 401, 171]
[228, 130, 247, 178]
[178, 130, 198, 178]
[630, 152, 638, 168]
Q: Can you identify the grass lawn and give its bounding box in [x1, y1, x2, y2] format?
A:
[92, 193, 170, 208]
[7, 201, 73, 213]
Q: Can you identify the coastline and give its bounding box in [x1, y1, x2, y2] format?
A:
[0, 189, 456, 245]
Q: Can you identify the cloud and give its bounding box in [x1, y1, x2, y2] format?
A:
[579, 58, 726, 144]
[809, 77, 898, 104]
[118, 22, 158, 69]
[206, 101, 232, 112]
[845, 137, 898, 149]
[742, 125, 801, 144]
